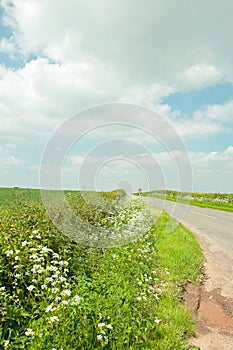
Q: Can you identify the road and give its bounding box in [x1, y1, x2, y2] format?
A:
[144, 197, 233, 254]
[144, 196, 233, 349]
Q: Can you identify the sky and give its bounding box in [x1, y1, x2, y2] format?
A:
[0, 0, 233, 193]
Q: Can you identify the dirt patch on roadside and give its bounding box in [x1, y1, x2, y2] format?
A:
[182, 224, 233, 349]
[183, 282, 233, 329]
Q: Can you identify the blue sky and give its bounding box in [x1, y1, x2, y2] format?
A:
[164, 83, 233, 115]
[0, 1, 233, 193]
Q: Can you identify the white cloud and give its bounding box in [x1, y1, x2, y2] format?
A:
[0, 145, 24, 172]
[0, 37, 17, 58]
[189, 147, 233, 192]
[184, 64, 222, 91]
[120, 83, 174, 106]
[0, 0, 232, 142]
[169, 99, 233, 139]
[193, 100, 233, 123]
[190, 146, 233, 167]
[2, 0, 233, 86]
[68, 154, 86, 166]
[0, 0, 233, 191]
[0, 57, 125, 138]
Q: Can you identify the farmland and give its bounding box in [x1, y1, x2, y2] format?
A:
[0, 187, 203, 349]
[142, 190, 233, 212]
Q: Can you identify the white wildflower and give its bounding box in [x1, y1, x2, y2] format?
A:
[98, 322, 105, 328]
[22, 240, 28, 246]
[35, 257, 44, 263]
[3, 339, 10, 347]
[27, 285, 35, 291]
[62, 289, 71, 297]
[29, 254, 38, 260]
[50, 316, 59, 322]
[5, 250, 14, 256]
[41, 246, 52, 254]
[46, 277, 53, 282]
[29, 247, 37, 251]
[71, 295, 81, 305]
[45, 305, 54, 313]
[154, 317, 162, 324]
[47, 266, 58, 272]
[25, 328, 35, 336]
[51, 288, 59, 294]
[59, 276, 66, 282]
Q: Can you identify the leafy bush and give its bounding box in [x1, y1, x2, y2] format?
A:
[0, 189, 202, 349]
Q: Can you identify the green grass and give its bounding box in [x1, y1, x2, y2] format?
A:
[0, 188, 203, 349]
[142, 190, 233, 212]
[0, 187, 41, 209]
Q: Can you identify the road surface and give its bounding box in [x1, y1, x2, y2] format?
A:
[144, 196, 233, 350]
[144, 197, 233, 254]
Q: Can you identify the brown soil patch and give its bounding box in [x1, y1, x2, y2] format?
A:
[183, 280, 233, 349]
[199, 300, 232, 329]
[183, 282, 233, 331]
[183, 282, 201, 316]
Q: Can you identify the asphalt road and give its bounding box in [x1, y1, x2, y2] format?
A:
[144, 197, 233, 254]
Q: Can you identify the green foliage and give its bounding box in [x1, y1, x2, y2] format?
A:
[0, 188, 203, 349]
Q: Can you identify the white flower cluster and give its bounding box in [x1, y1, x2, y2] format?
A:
[3, 228, 82, 340]
[93, 195, 155, 246]
[96, 322, 113, 345]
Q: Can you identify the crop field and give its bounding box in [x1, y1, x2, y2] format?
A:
[142, 190, 233, 212]
[0, 188, 203, 349]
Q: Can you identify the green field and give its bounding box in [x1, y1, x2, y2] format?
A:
[0, 187, 203, 349]
[142, 189, 233, 212]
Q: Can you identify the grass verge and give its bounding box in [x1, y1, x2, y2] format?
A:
[0, 189, 203, 349]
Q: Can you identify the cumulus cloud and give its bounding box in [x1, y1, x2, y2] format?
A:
[169, 99, 233, 139]
[0, 0, 232, 138]
[0, 0, 233, 191]
[190, 146, 233, 167]
[2, 0, 233, 85]
[193, 100, 233, 123]
[184, 64, 222, 91]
